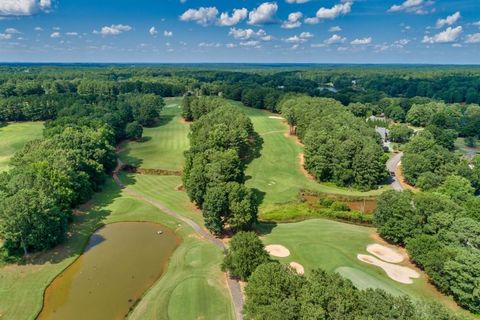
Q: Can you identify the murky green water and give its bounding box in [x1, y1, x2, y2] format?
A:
[38, 222, 180, 320]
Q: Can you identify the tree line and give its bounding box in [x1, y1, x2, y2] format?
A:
[182, 96, 258, 235]
[374, 178, 480, 313]
[279, 96, 388, 191]
[0, 119, 116, 256]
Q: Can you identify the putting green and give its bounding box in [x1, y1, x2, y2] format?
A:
[233, 102, 388, 212]
[119, 97, 189, 171]
[0, 122, 44, 172]
[260, 218, 459, 309]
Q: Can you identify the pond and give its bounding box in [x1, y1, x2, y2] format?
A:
[38, 222, 180, 320]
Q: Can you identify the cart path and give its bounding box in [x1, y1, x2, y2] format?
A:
[386, 152, 404, 191]
[113, 160, 244, 320]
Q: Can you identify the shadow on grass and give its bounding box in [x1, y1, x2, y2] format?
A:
[118, 148, 145, 169]
[149, 113, 175, 128]
[255, 222, 278, 236]
[244, 132, 264, 166]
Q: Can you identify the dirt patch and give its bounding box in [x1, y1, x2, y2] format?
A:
[396, 163, 418, 192]
[265, 244, 290, 257]
[357, 254, 420, 284]
[268, 116, 284, 120]
[175, 184, 184, 191]
[284, 132, 303, 146]
[179, 118, 190, 125]
[289, 262, 305, 275]
[367, 244, 404, 263]
[299, 153, 315, 181]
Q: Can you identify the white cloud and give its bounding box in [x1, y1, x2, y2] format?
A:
[284, 35, 304, 43]
[422, 26, 462, 43]
[284, 32, 312, 44]
[50, 31, 60, 38]
[325, 34, 346, 44]
[0, 0, 52, 17]
[164, 30, 173, 37]
[351, 37, 372, 45]
[248, 2, 278, 25]
[388, 0, 433, 14]
[149, 26, 158, 35]
[306, 1, 352, 24]
[299, 31, 313, 39]
[229, 28, 272, 41]
[226, 43, 237, 48]
[286, 0, 310, 3]
[465, 33, 480, 44]
[180, 7, 247, 26]
[34, 26, 43, 31]
[282, 11, 302, 29]
[218, 8, 248, 26]
[94, 24, 132, 36]
[473, 21, 480, 27]
[329, 26, 342, 32]
[180, 7, 219, 26]
[65, 32, 78, 36]
[198, 42, 221, 48]
[394, 38, 410, 47]
[435, 11, 460, 28]
[5, 28, 21, 34]
[0, 33, 12, 40]
[240, 40, 261, 47]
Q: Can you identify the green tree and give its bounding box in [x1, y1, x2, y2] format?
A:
[373, 190, 420, 245]
[125, 121, 143, 140]
[437, 175, 475, 203]
[244, 262, 304, 320]
[222, 231, 270, 280]
[389, 124, 414, 143]
[0, 189, 69, 255]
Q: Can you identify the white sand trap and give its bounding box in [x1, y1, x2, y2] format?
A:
[289, 262, 305, 275]
[357, 254, 420, 284]
[269, 116, 284, 120]
[367, 244, 404, 263]
[265, 244, 290, 257]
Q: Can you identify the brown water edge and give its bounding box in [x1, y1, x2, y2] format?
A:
[38, 222, 181, 320]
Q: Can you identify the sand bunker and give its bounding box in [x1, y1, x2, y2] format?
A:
[268, 116, 284, 120]
[265, 244, 290, 257]
[367, 244, 404, 263]
[289, 262, 305, 275]
[357, 254, 420, 284]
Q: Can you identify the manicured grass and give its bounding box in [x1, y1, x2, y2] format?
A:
[0, 122, 44, 172]
[0, 177, 234, 320]
[260, 219, 460, 310]
[233, 102, 388, 212]
[119, 98, 189, 171]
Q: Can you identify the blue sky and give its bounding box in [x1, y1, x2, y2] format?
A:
[0, 0, 479, 63]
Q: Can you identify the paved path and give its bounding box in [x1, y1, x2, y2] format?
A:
[386, 152, 404, 191]
[113, 160, 244, 320]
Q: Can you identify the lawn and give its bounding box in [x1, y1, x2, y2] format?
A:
[0, 176, 234, 320]
[119, 97, 189, 171]
[0, 122, 44, 172]
[259, 219, 460, 310]
[233, 102, 389, 213]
